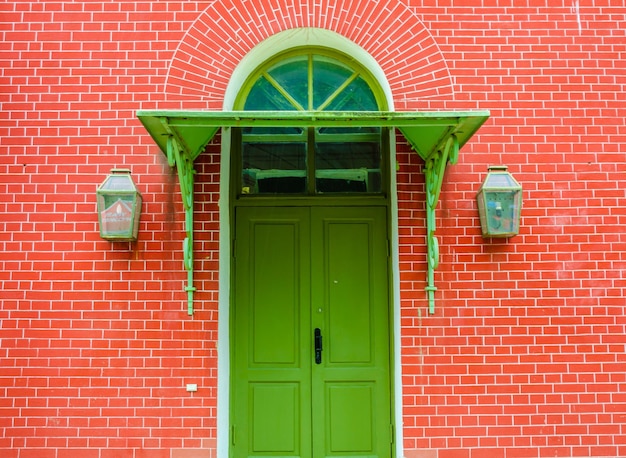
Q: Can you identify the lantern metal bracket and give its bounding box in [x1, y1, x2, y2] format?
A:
[422, 135, 459, 314]
[166, 131, 197, 316]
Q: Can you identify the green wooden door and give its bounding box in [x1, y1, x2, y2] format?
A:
[232, 206, 392, 458]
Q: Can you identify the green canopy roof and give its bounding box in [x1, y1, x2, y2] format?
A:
[136, 109, 490, 316]
[137, 110, 490, 162]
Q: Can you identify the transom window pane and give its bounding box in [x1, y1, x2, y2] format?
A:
[315, 129, 382, 194]
[239, 51, 384, 195]
[243, 142, 307, 194]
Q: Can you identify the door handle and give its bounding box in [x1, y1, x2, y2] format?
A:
[314, 328, 322, 364]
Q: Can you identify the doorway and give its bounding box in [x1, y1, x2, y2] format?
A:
[229, 47, 394, 458]
[231, 205, 392, 458]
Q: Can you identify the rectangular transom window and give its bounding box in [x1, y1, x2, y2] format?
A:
[241, 126, 382, 195]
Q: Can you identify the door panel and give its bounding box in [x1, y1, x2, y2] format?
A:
[233, 207, 311, 458]
[250, 382, 300, 452]
[311, 207, 391, 458]
[324, 218, 374, 364]
[250, 221, 302, 365]
[327, 383, 374, 452]
[233, 206, 391, 458]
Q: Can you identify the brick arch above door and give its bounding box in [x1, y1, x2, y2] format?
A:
[164, 0, 454, 109]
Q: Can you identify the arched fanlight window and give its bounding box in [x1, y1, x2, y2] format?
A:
[234, 50, 387, 195]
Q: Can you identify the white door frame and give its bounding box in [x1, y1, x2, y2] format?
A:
[215, 28, 404, 458]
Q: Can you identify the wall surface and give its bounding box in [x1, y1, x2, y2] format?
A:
[1, 1, 625, 458]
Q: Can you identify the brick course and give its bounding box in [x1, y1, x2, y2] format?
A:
[1, 1, 625, 457]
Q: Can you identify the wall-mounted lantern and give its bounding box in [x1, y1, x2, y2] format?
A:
[477, 165, 522, 238]
[96, 169, 142, 241]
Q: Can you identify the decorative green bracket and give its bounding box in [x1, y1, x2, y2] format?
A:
[423, 135, 459, 314]
[166, 130, 197, 316]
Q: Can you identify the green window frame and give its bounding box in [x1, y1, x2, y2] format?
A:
[233, 49, 389, 196]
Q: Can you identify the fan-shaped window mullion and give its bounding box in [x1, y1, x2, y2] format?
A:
[316, 71, 359, 111]
[263, 71, 305, 111]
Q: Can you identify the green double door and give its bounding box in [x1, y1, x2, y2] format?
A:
[232, 206, 392, 458]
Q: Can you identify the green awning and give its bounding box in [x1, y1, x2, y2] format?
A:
[136, 109, 490, 316]
[137, 110, 490, 163]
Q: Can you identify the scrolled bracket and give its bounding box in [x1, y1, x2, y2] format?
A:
[168, 135, 197, 316]
[423, 135, 458, 314]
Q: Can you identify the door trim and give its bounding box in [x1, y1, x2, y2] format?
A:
[217, 132, 403, 458]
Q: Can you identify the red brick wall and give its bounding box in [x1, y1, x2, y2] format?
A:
[1, 1, 625, 458]
[398, 3, 626, 458]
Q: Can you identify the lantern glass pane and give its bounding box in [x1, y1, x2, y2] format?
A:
[100, 175, 135, 192]
[485, 173, 517, 188]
